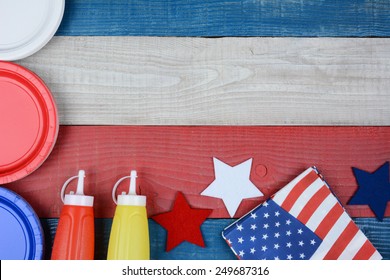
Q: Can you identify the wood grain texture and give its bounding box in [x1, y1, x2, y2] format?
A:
[5, 126, 390, 219]
[40, 218, 390, 260]
[56, 0, 390, 37]
[18, 37, 390, 125]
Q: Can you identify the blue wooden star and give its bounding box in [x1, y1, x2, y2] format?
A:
[349, 162, 390, 221]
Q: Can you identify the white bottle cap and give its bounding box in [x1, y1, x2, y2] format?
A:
[61, 170, 94, 207]
[112, 170, 146, 206]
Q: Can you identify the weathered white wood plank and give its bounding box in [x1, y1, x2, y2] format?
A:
[17, 37, 390, 125]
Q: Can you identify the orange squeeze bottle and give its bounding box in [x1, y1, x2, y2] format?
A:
[51, 170, 94, 260]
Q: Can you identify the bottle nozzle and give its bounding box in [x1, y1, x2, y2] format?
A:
[75, 170, 86, 195]
[129, 170, 137, 195]
[61, 170, 86, 203]
[112, 170, 145, 206]
[60, 170, 93, 206]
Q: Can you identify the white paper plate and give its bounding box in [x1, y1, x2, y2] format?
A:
[0, 0, 65, 61]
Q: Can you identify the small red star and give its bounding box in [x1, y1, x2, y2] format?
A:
[151, 192, 212, 252]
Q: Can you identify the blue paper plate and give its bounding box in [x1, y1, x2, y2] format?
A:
[0, 187, 44, 260]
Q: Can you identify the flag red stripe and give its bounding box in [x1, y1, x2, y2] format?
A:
[323, 221, 359, 260]
[280, 170, 319, 212]
[314, 203, 344, 239]
[353, 240, 377, 260]
[297, 184, 329, 224]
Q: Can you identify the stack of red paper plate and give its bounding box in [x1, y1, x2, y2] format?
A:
[0, 61, 59, 184]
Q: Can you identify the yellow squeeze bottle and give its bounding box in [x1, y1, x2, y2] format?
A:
[107, 170, 150, 260]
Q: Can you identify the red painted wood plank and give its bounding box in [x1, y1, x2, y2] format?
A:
[3, 126, 390, 218]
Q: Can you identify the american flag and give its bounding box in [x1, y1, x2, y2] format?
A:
[222, 167, 382, 260]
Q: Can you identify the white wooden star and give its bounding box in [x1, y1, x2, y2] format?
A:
[201, 157, 263, 217]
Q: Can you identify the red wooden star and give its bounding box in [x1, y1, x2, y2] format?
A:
[151, 192, 212, 252]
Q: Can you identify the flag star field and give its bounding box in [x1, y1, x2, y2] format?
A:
[223, 199, 321, 260]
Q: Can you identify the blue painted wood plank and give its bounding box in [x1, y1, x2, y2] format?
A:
[354, 218, 390, 260]
[41, 218, 390, 260]
[56, 0, 390, 37]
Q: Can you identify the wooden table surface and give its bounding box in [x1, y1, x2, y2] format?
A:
[4, 0, 390, 260]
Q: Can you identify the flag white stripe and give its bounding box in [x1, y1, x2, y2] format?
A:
[370, 250, 383, 260]
[288, 178, 324, 218]
[310, 212, 351, 260]
[337, 230, 367, 260]
[272, 167, 313, 205]
[305, 194, 338, 232]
